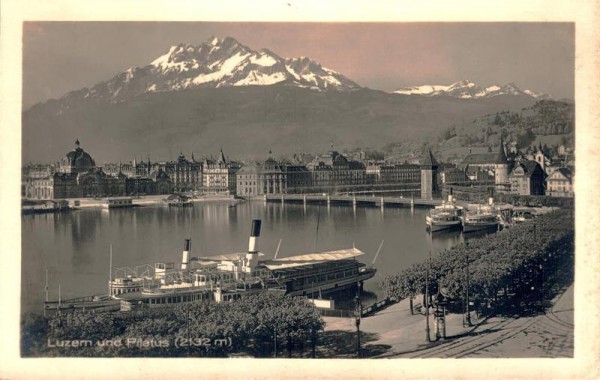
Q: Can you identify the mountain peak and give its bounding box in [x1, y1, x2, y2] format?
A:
[393, 80, 548, 100]
[60, 36, 359, 105]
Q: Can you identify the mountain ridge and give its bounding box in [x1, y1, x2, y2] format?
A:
[23, 85, 538, 163]
[30, 36, 360, 113]
[23, 36, 551, 163]
[393, 80, 550, 100]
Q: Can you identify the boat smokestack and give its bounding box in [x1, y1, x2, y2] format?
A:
[182, 239, 191, 270]
[248, 220, 261, 253]
[243, 220, 261, 273]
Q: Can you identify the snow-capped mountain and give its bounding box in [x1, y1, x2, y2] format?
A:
[64, 36, 360, 104]
[393, 80, 550, 100]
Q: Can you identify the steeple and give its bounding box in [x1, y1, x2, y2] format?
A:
[495, 136, 508, 164]
[219, 147, 227, 164]
[420, 149, 438, 168]
[75, 138, 80, 148]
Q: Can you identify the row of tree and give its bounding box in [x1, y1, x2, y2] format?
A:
[380, 209, 574, 317]
[22, 292, 324, 358]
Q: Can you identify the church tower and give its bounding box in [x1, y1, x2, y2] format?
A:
[420, 149, 439, 200]
[494, 136, 509, 184]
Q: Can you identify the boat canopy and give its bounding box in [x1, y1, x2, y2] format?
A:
[196, 252, 265, 262]
[260, 248, 365, 271]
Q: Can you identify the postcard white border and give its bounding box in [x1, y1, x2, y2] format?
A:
[1, 0, 598, 379]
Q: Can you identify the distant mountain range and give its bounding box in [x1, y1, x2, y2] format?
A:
[40, 36, 359, 110]
[23, 36, 548, 163]
[393, 80, 550, 100]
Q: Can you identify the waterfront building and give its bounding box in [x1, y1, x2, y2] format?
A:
[110, 153, 200, 193]
[160, 153, 202, 193]
[236, 153, 311, 196]
[25, 140, 172, 199]
[465, 166, 494, 183]
[283, 163, 311, 193]
[420, 149, 439, 200]
[203, 149, 239, 194]
[26, 140, 125, 199]
[508, 160, 546, 196]
[366, 163, 421, 185]
[546, 167, 574, 198]
[306, 150, 366, 192]
[125, 169, 172, 195]
[236, 155, 284, 196]
[440, 167, 469, 185]
[22, 163, 58, 196]
[23, 163, 58, 179]
[460, 138, 510, 192]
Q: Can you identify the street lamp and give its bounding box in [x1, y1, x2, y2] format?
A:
[355, 287, 362, 357]
[425, 230, 432, 342]
[464, 241, 472, 327]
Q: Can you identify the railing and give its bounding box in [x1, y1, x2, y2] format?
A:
[316, 296, 399, 318]
[361, 297, 398, 316]
[263, 194, 442, 207]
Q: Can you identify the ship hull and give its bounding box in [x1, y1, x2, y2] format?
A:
[426, 220, 462, 232]
[462, 221, 499, 233]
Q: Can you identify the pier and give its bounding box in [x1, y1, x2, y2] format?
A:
[259, 194, 443, 208]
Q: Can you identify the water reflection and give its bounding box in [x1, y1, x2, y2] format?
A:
[21, 201, 485, 314]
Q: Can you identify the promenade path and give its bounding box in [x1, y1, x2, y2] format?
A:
[323, 284, 574, 358]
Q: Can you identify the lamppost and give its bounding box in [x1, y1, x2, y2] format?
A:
[425, 230, 432, 342]
[355, 287, 362, 357]
[464, 240, 472, 327]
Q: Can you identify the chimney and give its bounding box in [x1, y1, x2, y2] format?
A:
[243, 220, 262, 273]
[248, 220, 261, 253]
[181, 239, 191, 271]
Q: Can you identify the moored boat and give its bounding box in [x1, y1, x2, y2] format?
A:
[462, 197, 500, 233]
[426, 195, 464, 232]
[164, 194, 193, 207]
[102, 197, 134, 209]
[44, 220, 376, 313]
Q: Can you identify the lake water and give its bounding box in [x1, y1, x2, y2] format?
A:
[21, 201, 476, 314]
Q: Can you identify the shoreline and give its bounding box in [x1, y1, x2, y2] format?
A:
[22, 194, 238, 212]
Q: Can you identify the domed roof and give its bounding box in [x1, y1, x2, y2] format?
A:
[64, 140, 95, 169]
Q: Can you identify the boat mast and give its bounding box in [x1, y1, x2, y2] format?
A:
[372, 240, 384, 266]
[274, 239, 282, 260]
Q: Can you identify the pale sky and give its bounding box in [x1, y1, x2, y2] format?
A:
[23, 22, 574, 108]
